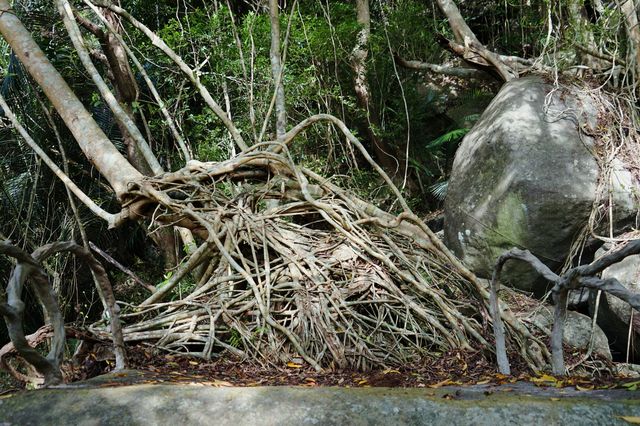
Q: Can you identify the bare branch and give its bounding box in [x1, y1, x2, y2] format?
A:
[579, 276, 640, 310]
[435, 0, 518, 81]
[32, 241, 128, 371]
[577, 240, 640, 275]
[84, 0, 192, 162]
[271, 113, 410, 212]
[489, 249, 560, 375]
[89, 242, 156, 293]
[575, 44, 626, 66]
[394, 54, 488, 78]
[0, 0, 142, 197]
[0, 242, 64, 386]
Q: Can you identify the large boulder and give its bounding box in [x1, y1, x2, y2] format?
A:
[590, 245, 640, 362]
[443, 76, 638, 294]
[530, 307, 611, 360]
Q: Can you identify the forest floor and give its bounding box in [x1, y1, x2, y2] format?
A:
[2, 344, 638, 394]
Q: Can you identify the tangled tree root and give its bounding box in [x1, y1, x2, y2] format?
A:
[84, 142, 549, 372]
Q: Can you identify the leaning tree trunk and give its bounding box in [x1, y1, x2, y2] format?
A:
[96, 5, 178, 267]
[0, 0, 141, 198]
[99, 5, 155, 176]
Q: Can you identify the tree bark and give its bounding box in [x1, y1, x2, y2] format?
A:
[268, 0, 287, 138]
[567, 0, 606, 71]
[92, 0, 248, 152]
[0, 0, 141, 198]
[435, 0, 518, 81]
[394, 54, 488, 78]
[87, 3, 179, 266]
[57, 0, 160, 177]
[351, 0, 399, 176]
[617, 0, 640, 79]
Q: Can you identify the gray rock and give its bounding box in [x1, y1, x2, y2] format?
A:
[443, 76, 638, 294]
[616, 363, 640, 378]
[591, 246, 640, 361]
[1, 381, 639, 426]
[530, 306, 611, 360]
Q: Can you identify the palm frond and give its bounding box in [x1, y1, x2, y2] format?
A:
[429, 180, 449, 201]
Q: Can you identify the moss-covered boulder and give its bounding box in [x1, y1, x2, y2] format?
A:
[443, 76, 637, 294]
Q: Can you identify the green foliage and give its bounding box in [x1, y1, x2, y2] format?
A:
[425, 128, 469, 151]
[228, 328, 242, 348]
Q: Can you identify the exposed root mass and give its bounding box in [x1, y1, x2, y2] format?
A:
[86, 146, 547, 371]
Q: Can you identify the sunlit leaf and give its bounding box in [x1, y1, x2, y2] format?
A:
[619, 416, 640, 424]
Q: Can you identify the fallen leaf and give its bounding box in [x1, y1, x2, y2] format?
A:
[286, 361, 302, 368]
[202, 380, 233, 387]
[623, 381, 640, 391]
[188, 361, 199, 366]
[429, 379, 454, 389]
[476, 379, 490, 385]
[357, 379, 368, 385]
[531, 374, 557, 384]
[619, 416, 640, 424]
[383, 369, 400, 375]
[576, 385, 594, 391]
